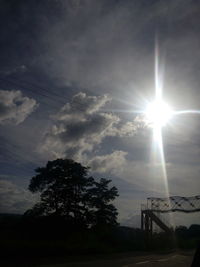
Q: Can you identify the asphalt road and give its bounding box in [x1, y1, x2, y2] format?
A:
[36, 251, 194, 267]
[0, 251, 194, 267]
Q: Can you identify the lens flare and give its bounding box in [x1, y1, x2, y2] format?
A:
[149, 39, 175, 228]
[145, 100, 173, 127]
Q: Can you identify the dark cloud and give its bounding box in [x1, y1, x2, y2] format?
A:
[0, 90, 38, 124]
[0, 180, 37, 214]
[53, 92, 112, 121]
[41, 92, 118, 159]
[41, 92, 144, 161]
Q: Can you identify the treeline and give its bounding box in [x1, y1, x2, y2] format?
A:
[0, 213, 200, 259]
[0, 214, 144, 257]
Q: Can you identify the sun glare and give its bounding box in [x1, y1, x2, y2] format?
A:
[145, 100, 173, 127]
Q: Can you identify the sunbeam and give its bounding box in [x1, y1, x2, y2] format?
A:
[175, 109, 200, 115]
[146, 41, 176, 229]
[148, 41, 175, 225]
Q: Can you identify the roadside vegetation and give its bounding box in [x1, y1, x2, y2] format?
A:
[0, 158, 199, 260]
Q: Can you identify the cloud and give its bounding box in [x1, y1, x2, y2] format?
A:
[41, 92, 146, 161]
[0, 90, 38, 125]
[54, 92, 111, 120]
[42, 92, 118, 159]
[88, 150, 128, 174]
[38, 0, 151, 90]
[0, 64, 27, 76]
[118, 115, 149, 137]
[0, 180, 38, 214]
[30, 0, 199, 96]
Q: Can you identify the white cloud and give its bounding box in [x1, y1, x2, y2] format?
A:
[88, 150, 128, 174]
[0, 90, 38, 125]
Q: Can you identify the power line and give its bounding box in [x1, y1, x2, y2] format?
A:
[0, 76, 67, 110]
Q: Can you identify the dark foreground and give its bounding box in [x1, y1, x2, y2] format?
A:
[0, 250, 194, 267]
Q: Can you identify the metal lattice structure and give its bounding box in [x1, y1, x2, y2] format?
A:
[141, 195, 200, 238]
[146, 195, 200, 213]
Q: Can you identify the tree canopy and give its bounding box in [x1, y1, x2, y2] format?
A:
[26, 159, 119, 228]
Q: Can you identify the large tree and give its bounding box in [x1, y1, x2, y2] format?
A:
[87, 178, 119, 227]
[26, 159, 118, 228]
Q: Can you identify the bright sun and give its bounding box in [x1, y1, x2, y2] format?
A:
[145, 100, 173, 127]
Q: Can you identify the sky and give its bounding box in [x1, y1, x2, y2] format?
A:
[0, 0, 200, 227]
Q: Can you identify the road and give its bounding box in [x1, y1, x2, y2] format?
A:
[36, 251, 194, 267]
[0, 250, 194, 266]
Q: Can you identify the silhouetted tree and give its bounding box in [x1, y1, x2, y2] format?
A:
[87, 178, 119, 227]
[26, 159, 118, 228]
